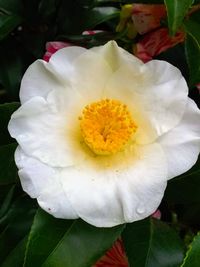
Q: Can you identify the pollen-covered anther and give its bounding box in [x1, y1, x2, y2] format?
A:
[79, 99, 137, 155]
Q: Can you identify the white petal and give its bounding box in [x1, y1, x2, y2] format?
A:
[37, 185, 78, 219]
[159, 98, 200, 179]
[104, 64, 157, 144]
[48, 46, 87, 83]
[15, 146, 57, 198]
[144, 60, 188, 135]
[49, 46, 113, 102]
[59, 143, 167, 227]
[8, 97, 81, 167]
[16, 147, 78, 219]
[20, 60, 65, 104]
[104, 60, 188, 141]
[70, 49, 113, 102]
[91, 40, 143, 71]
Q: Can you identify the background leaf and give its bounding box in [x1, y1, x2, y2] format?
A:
[0, 143, 17, 185]
[1, 236, 28, 267]
[0, 12, 22, 41]
[0, 185, 15, 219]
[184, 19, 200, 85]
[23, 209, 74, 267]
[164, 157, 200, 204]
[164, 0, 194, 35]
[122, 218, 184, 267]
[181, 232, 200, 267]
[0, 102, 20, 145]
[42, 219, 125, 267]
[0, 195, 36, 264]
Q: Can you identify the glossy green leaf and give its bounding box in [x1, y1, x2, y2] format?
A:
[0, 143, 17, 185]
[122, 218, 184, 267]
[184, 19, 200, 85]
[164, 157, 200, 204]
[23, 209, 74, 267]
[181, 232, 200, 267]
[0, 12, 22, 40]
[0, 102, 20, 145]
[42, 220, 125, 267]
[0, 196, 36, 263]
[164, 0, 194, 35]
[1, 236, 28, 267]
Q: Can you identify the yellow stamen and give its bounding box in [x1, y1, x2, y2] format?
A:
[79, 99, 137, 155]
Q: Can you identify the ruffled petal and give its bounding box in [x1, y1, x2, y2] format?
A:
[48, 46, 86, 83]
[59, 143, 167, 227]
[91, 41, 143, 71]
[48, 46, 113, 103]
[8, 96, 82, 167]
[15, 147, 78, 219]
[158, 98, 200, 179]
[20, 60, 65, 104]
[104, 59, 188, 140]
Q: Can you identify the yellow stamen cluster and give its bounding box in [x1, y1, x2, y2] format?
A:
[79, 99, 137, 155]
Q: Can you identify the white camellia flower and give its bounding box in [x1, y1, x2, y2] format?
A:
[8, 41, 200, 227]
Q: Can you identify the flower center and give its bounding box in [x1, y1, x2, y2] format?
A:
[79, 99, 137, 155]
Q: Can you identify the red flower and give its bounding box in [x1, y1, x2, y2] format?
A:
[94, 239, 128, 267]
[132, 4, 166, 34]
[134, 28, 185, 63]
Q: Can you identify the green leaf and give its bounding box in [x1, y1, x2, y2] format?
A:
[0, 195, 36, 263]
[0, 12, 22, 41]
[122, 218, 184, 267]
[84, 7, 119, 29]
[57, 1, 119, 35]
[1, 236, 28, 267]
[41, 219, 124, 267]
[164, 157, 200, 204]
[181, 232, 200, 267]
[0, 102, 20, 145]
[0, 0, 23, 14]
[0, 185, 13, 207]
[0, 185, 15, 218]
[23, 209, 74, 267]
[164, 0, 194, 35]
[184, 19, 200, 85]
[0, 143, 17, 185]
[0, 37, 32, 100]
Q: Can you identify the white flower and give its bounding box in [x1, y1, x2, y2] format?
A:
[8, 41, 200, 227]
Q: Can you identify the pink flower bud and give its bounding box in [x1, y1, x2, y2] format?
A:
[43, 31, 104, 62]
[43, 41, 73, 62]
[152, 209, 161, 220]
